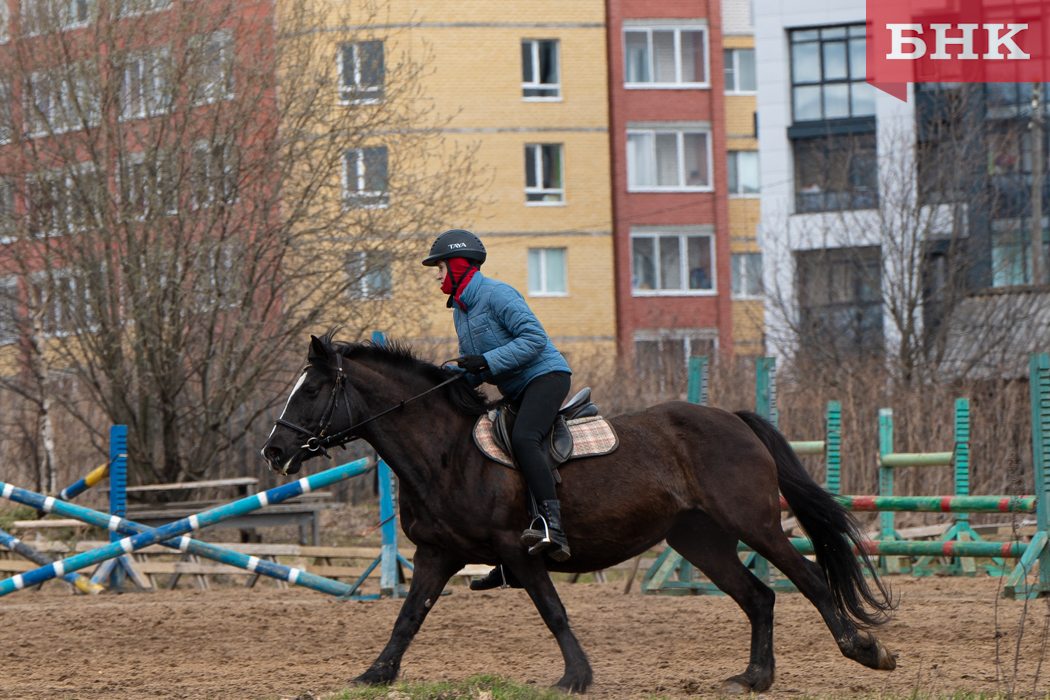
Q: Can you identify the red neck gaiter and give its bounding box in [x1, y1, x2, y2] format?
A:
[440, 257, 478, 310]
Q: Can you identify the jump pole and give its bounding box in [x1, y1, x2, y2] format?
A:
[0, 462, 374, 597]
[0, 528, 104, 595]
[57, 461, 110, 502]
[0, 458, 373, 597]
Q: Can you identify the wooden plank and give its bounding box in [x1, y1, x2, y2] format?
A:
[0, 560, 34, 572]
[299, 545, 417, 560]
[454, 565, 491, 577]
[121, 478, 259, 493]
[11, 520, 88, 529]
[306, 564, 389, 578]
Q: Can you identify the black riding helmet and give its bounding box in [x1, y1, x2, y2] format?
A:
[422, 229, 487, 267]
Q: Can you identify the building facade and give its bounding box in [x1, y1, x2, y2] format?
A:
[605, 0, 734, 375]
[326, 0, 618, 370]
[722, 0, 764, 355]
[755, 0, 1050, 367]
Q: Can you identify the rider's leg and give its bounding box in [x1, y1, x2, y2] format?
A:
[511, 371, 572, 560]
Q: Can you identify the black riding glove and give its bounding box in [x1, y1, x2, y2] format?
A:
[457, 354, 488, 374]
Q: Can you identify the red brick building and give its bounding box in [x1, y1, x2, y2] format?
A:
[605, 0, 733, 374]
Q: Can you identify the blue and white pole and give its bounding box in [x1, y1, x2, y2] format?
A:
[0, 528, 104, 595]
[0, 459, 374, 596]
[0, 458, 373, 597]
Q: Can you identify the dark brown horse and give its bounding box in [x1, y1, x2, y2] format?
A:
[261, 335, 896, 694]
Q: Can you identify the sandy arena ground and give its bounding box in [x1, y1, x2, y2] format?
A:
[0, 575, 1047, 699]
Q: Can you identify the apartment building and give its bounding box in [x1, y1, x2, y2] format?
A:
[722, 0, 763, 355]
[605, 0, 733, 377]
[331, 1, 617, 368]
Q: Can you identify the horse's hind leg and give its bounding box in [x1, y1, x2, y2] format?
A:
[667, 511, 776, 694]
[745, 527, 896, 671]
[503, 553, 593, 693]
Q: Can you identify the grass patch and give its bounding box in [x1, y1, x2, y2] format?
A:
[326, 674, 568, 700]
[0, 504, 39, 532]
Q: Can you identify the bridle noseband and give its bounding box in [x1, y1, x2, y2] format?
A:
[271, 353, 465, 465]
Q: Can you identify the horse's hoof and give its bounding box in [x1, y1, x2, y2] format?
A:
[875, 639, 897, 671]
[351, 669, 395, 686]
[718, 676, 752, 695]
[555, 670, 593, 694]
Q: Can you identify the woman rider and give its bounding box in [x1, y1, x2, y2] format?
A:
[423, 229, 572, 570]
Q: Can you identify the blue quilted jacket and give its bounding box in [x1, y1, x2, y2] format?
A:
[452, 272, 571, 400]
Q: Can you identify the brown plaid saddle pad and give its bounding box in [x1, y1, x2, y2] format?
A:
[473, 413, 619, 468]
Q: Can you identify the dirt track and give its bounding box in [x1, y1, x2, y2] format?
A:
[0, 575, 1046, 699]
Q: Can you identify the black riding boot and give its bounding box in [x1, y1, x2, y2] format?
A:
[469, 565, 522, 591]
[523, 499, 571, 561]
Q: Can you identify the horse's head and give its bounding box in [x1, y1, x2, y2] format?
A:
[260, 335, 362, 476]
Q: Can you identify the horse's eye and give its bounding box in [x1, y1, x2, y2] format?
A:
[303, 387, 321, 399]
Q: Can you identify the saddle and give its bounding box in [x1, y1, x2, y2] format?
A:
[473, 388, 618, 483]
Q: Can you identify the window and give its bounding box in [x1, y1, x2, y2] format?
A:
[21, 0, 91, 34]
[790, 25, 874, 122]
[724, 48, 755, 93]
[627, 128, 710, 190]
[624, 26, 708, 86]
[527, 248, 567, 296]
[339, 41, 384, 104]
[991, 222, 1050, 287]
[634, 333, 715, 389]
[0, 179, 14, 238]
[345, 251, 393, 299]
[0, 276, 18, 344]
[727, 150, 759, 194]
[0, 2, 9, 43]
[121, 156, 175, 217]
[524, 143, 563, 203]
[31, 269, 91, 335]
[121, 50, 169, 119]
[631, 232, 714, 294]
[192, 31, 233, 103]
[521, 40, 560, 99]
[0, 82, 12, 144]
[344, 147, 389, 208]
[27, 166, 99, 232]
[191, 144, 236, 207]
[25, 65, 99, 135]
[731, 253, 762, 298]
[113, 0, 170, 16]
[796, 246, 883, 355]
[794, 133, 877, 212]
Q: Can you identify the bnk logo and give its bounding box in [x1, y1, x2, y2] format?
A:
[866, 0, 1050, 101]
[886, 24, 1029, 60]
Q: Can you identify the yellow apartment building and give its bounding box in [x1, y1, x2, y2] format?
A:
[722, 0, 764, 355]
[319, 0, 617, 370]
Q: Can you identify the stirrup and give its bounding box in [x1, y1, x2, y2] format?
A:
[522, 515, 550, 552]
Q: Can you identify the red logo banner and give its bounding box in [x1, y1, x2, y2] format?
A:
[867, 0, 1050, 100]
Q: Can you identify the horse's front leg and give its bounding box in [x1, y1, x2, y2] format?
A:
[353, 545, 462, 686]
[504, 553, 593, 693]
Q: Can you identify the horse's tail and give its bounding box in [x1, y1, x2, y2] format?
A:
[734, 410, 894, 628]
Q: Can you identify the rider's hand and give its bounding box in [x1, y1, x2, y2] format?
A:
[457, 354, 488, 374]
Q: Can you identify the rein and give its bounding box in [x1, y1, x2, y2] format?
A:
[272, 354, 465, 462]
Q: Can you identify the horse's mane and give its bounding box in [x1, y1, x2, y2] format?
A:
[310, 331, 492, 417]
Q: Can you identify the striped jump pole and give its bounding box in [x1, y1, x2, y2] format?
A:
[58, 462, 110, 502]
[0, 458, 374, 597]
[0, 459, 374, 597]
[778, 494, 1037, 513]
[0, 528, 104, 595]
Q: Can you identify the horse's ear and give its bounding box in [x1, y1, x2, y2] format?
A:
[308, 335, 329, 361]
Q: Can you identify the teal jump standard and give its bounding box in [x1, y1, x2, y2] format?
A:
[0, 459, 373, 597]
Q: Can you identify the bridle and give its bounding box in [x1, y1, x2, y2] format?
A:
[271, 353, 465, 464]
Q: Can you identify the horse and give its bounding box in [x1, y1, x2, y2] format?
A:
[260, 334, 896, 694]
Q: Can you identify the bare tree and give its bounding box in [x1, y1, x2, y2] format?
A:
[0, 0, 486, 486]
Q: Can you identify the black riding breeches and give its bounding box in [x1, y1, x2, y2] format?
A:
[510, 372, 571, 503]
